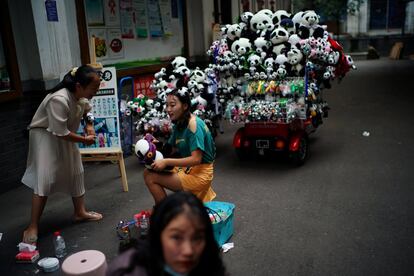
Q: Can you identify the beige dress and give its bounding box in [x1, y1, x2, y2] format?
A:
[21, 88, 91, 197]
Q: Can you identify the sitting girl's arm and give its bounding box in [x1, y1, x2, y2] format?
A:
[151, 149, 202, 171]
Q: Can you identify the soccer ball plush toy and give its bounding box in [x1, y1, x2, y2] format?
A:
[134, 133, 164, 168]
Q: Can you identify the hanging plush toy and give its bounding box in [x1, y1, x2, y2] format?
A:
[134, 133, 164, 168]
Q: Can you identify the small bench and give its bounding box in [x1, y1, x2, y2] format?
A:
[80, 147, 128, 192]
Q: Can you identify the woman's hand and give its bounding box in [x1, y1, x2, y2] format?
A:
[151, 159, 168, 171]
[83, 135, 96, 145]
[85, 124, 95, 136]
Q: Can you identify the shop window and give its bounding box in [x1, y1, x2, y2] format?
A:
[369, 0, 405, 30]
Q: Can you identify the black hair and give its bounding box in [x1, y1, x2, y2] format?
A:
[168, 89, 192, 130]
[47, 65, 98, 94]
[115, 192, 226, 276]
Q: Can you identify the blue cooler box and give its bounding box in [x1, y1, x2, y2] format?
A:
[205, 201, 235, 247]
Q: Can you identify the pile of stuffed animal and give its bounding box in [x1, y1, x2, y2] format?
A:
[127, 9, 356, 165]
[122, 56, 222, 139]
[207, 9, 356, 124]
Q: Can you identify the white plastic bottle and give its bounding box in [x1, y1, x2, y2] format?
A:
[53, 231, 67, 258]
[140, 214, 149, 237]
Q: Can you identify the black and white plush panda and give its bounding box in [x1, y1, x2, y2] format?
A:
[287, 47, 304, 76]
[169, 66, 191, 88]
[171, 56, 187, 69]
[264, 57, 276, 78]
[247, 54, 262, 75]
[254, 36, 271, 59]
[239, 11, 254, 25]
[226, 24, 242, 41]
[250, 12, 273, 38]
[275, 54, 291, 78]
[231, 38, 252, 56]
[296, 10, 325, 39]
[272, 10, 291, 27]
[190, 68, 206, 83]
[269, 27, 290, 56]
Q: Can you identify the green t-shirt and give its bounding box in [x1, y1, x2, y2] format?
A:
[168, 116, 215, 164]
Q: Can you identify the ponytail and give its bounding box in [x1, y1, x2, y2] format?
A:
[47, 65, 98, 94]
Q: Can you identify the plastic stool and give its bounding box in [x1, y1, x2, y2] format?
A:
[62, 250, 107, 276]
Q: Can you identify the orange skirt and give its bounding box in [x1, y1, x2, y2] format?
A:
[174, 163, 216, 202]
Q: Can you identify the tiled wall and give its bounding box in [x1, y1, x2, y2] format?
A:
[0, 91, 46, 193]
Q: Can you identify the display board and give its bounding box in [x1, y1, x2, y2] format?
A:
[78, 67, 122, 150]
[84, 0, 184, 65]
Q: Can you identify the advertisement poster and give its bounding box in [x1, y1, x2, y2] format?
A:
[85, 0, 105, 26]
[132, 0, 148, 37]
[89, 28, 108, 61]
[107, 28, 124, 58]
[159, 0, 173, 36]
[120, 0, 135, 38]
[78, 67, 121, 150]
[104, 0, 120, 26]
[147, 0, 163, 37]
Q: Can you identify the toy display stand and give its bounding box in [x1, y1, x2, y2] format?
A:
[80, 147, 128, 192]
[232, 74, 317, 166]
[118, 76, 135, 156]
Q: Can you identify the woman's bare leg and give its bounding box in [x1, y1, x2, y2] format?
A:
[24, 194, 48, 241]
[72, 195, 102, 221]
[143, 169, 183, 204]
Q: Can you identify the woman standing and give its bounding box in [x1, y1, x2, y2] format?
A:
[143, 89, 216, 204]
[21, 65, 103, 244]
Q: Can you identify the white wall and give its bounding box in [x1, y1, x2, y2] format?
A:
[202, 0, 215, 52]
[346, 1, 368, 36]
[186, 0, 205, 57]
[406, 2, 414, 34]
[31, 0, 81, 87]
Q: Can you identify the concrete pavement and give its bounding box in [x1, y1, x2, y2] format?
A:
[1, 58, 414, 275]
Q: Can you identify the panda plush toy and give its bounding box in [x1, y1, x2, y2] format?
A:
[254, 36, 271, 59]
[135, 134, 164, 168]
[287, 47, 305, 76]
[270, 27, 290, 56]
[296, 10, 325, 39]
[171, 56, 187, 69]
[250, 12, 273, 38]
[231, 38, 252, 56]
[272, 10, 291, 27]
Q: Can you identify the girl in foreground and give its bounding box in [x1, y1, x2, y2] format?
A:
[107, 191, 226, 276]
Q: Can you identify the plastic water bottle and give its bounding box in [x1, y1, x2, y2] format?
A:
[139, 214, 149, 237]
[53, 231, 67, 258]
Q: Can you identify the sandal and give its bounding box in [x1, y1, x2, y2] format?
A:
[73, 211, 103, 223]
[22, 230, 38, 245]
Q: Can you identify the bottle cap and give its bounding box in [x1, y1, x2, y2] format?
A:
[53, 231, 60, 236]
